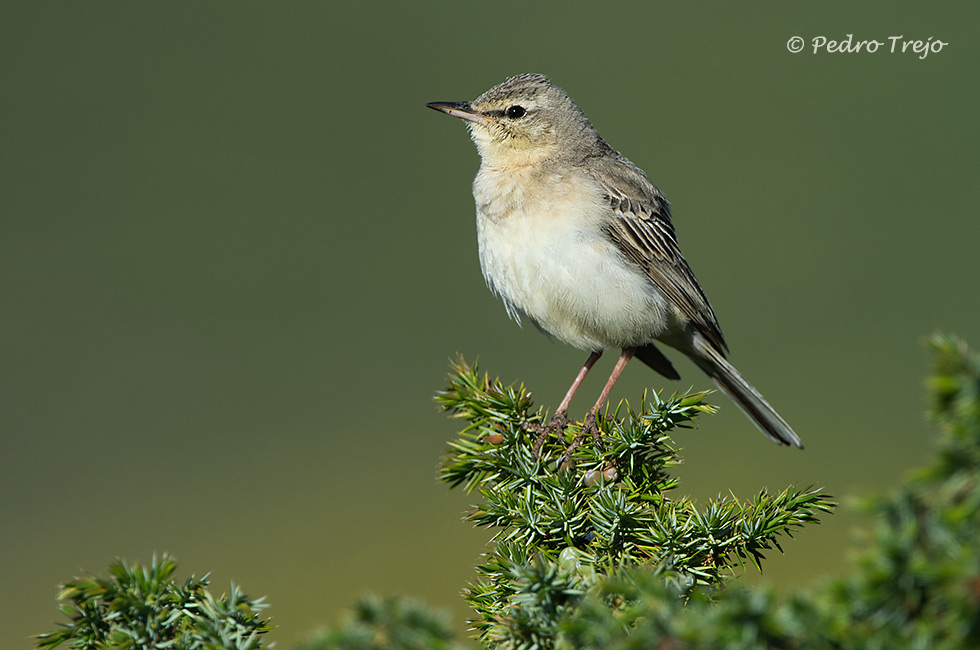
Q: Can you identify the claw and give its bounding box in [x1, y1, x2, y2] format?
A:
[527, 407, 608, 466]
[526, 411, 570, 456]
[556, 410, 605, 467]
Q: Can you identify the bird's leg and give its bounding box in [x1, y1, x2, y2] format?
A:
[551, 350, 603, 427]
[529, 350, 601, 455]
[560, 348, 636, 464]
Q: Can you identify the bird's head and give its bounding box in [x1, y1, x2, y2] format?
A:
[427, 73, 601, 168]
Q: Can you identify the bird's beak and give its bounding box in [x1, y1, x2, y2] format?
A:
[426, 101, 494, 127]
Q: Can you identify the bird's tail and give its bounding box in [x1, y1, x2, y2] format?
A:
[689, 336, 804, 449]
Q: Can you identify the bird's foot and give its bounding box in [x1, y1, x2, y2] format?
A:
[525, 411, 570, 457]
[558, 411, 604, 467]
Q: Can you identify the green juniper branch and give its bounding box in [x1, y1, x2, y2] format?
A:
[436, 357, 833, 645]
[35, 554, 272, 650]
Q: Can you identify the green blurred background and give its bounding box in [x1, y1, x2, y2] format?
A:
[2, 1, 978, 646]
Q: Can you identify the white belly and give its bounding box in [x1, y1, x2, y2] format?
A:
[474, 170, 672, 351]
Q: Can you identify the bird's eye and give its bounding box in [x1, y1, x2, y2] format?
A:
[505, 105, 527, 119]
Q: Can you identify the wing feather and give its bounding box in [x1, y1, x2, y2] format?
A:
[594, 164, 728, 354]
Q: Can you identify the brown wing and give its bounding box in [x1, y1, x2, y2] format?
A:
[595, 165, 728, 355]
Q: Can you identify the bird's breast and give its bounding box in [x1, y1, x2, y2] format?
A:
[472, 168, 672, 351]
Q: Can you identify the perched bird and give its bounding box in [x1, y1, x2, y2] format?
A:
[427, 73, 803, 450]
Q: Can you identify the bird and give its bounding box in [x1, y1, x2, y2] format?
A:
[426, 73, 803, 452]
